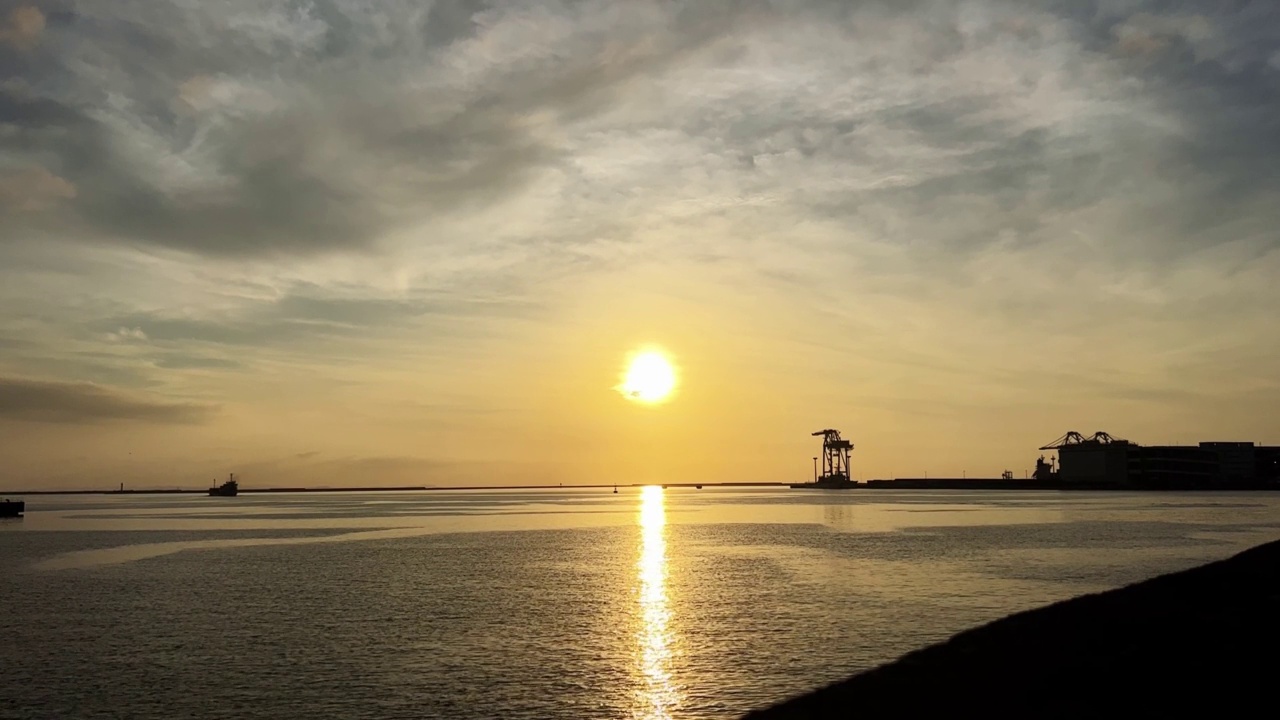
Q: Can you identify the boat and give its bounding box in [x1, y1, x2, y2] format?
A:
[0, 499, 24, 517]
[208, 473, 239, 497]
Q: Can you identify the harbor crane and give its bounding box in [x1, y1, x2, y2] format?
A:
[812, 429, 853, 481]
[1039, 431, 1126, 450]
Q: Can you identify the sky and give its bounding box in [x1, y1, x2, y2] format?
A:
[1, 0, 1278, 490]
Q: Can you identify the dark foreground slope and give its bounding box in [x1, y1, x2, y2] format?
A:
[743, 540, 1280, 719]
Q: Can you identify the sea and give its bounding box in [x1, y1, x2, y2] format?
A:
[2, 487, 1278, 720]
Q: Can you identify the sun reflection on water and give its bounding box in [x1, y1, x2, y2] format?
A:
[635, 485, 678, 719]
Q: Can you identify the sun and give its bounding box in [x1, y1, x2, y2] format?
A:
[618, 349, 677, 404]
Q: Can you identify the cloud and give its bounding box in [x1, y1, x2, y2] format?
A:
[2, 0, 1273, 272]
[2, 1, 1276, 295]
[97, 286, 543, 351]
[0, 5, 42, 50]
[104, 326, 147, 343]
[0, 1, 747, 258]
[0, 376, 214, 424]
[151, 354, 240, 370]
[0, 165, 76, 211]
[1112, 13, 1221, 60]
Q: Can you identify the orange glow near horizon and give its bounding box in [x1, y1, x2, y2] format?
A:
[635, 485, 677, 718]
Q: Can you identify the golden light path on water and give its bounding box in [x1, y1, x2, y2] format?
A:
[636, 485, 678, 719]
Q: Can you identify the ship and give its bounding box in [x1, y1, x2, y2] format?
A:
[1, 499, 24, 517]
[208, 473, 239, 497]
[791, 429, 861, 489]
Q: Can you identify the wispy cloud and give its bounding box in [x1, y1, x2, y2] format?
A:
[0, 164, 75, 211]
[0, 4, 42, 51]
[104, 326, 147, 343]
[0, 376, 214, 424]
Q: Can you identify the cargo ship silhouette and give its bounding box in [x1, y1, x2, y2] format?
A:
[208, 473, 238, 497]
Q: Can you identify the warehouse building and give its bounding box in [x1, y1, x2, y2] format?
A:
[1039, 432, 1280, 488]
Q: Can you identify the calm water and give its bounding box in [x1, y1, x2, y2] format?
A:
[2, 488, 1279, 719]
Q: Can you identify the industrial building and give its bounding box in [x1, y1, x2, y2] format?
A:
[1038, 431, 1280, 488]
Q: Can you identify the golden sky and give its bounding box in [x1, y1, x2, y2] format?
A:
[1, 1, 1278, 489]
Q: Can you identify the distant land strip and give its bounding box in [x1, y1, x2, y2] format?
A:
[0, 482, 786, 495]
[5, 479, 1278, 495]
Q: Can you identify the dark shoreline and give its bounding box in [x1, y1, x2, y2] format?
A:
[742, 538, 1280, 719]
[865, 477, 1280, 491]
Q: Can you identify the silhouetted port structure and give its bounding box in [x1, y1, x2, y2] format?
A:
[1039, 431, 1280, 489]
[787, 426, 1278, 490]
[792, 429, 859, 488]
[814, 429, 853, 482]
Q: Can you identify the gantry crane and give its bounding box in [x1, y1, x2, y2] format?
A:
[812, 429, 854, 481]
[1039, 431, 1127, 450]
